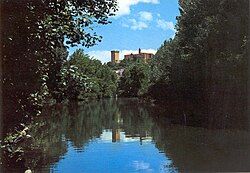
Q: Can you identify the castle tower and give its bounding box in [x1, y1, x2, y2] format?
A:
[111, 50, 119, 63]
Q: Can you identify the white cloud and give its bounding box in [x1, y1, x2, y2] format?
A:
[133, 161, 153, 172]
[156, 19, 176, 32]
[122, 11, 153, 30]
[115, 0, 159, 17]
[139, 11, 153, 21]
[129, 19, 148, 30]
[87, 49, 157, 63]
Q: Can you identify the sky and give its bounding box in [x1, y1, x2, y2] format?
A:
[68, 0, 180, 63]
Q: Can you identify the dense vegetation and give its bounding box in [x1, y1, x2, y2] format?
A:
[147, 0, 248, 128]
[1, 0, 117, 131]
[116, 59, 151, 97]
[65, 49, 118, 100]
[1, 0, 117, 168]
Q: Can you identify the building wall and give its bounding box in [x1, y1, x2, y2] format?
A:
[111, 51, 119, 63]
[124, 53, 153, 62]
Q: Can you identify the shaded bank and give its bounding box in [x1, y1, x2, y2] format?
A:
[146, 97, 249, 130]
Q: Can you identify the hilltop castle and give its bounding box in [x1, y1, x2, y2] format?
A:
[111, 48, 154, 63]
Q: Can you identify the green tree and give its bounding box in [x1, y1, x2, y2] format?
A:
[1, 0, 117, 129]
[66, 49, 118, 99]
[47, 47, 68, 102]
[146, 39, 181, 100]
[119, 60, 150, 97]
[96, 65, 118, 98]
[147, 0, 248, 127]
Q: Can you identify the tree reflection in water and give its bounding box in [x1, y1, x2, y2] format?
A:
[2, 98, 250, 172]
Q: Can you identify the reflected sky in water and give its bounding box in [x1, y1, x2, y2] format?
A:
[52, 130, 176, 173]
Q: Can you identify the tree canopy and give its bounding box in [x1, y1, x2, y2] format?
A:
[147, 0, 248, 128]
[1, 0, 117, 131]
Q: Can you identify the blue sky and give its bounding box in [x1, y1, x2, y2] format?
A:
[69, 0, 180, 63]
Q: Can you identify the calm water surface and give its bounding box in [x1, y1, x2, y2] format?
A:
[3, 98, 250, 172]
[39, 98, 176, 173]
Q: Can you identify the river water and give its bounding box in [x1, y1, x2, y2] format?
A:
[2, 98, 250, 172]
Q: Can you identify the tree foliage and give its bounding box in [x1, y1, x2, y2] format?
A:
[66, 49, 118, 99]
[1, 0, 117, 129]
[148, 0, 248, 127]
[118, 60, 150, 97]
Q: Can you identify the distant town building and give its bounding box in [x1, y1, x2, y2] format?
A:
[110, 49, 154, 78]
[124, 48, 154, 62]
[110, 49, 154, 64]
[111, 50, 120, 63]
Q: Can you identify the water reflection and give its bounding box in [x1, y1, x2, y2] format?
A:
[155, 123, 250, 171]
[2, 98, 250, 172]
[53, 129, 173, 173]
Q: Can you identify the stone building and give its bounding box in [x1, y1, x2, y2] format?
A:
[111, 50, 120, 63]
[124, 48, 154, 62]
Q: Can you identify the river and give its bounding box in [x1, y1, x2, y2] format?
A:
[2, 98, 250, 172]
